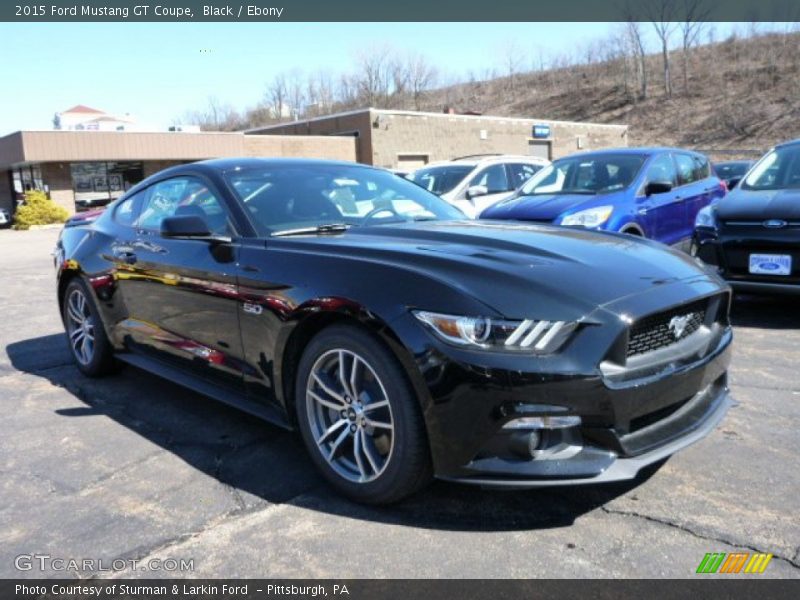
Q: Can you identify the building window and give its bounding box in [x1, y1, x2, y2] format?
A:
[70, 161, 144, 206]
[12, 165, 44, 197]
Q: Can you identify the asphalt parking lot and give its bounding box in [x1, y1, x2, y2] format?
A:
[1, 227, 798, 579]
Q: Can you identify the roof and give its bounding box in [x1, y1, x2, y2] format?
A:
[194, 157, 375, 172]
[245, 107, 628, 134]
[61, 105, 106, 115]
[554, 147, 710, 160]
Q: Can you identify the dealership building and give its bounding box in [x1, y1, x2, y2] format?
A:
[1, 106, 628, 217]
[247, 108, 629, 170]
[0, 129, 356, 216]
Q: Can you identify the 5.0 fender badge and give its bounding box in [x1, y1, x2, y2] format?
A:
[242, 302, 263, 315]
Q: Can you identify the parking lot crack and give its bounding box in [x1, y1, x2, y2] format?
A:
[600, 506, 800, 571]
[97, 490, 321, 579]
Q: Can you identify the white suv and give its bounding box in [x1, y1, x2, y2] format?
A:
[408, 155, 550, 218]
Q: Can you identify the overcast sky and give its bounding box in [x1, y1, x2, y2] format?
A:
[0, 21, 746, 135]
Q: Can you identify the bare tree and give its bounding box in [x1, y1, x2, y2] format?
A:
[644, 0, 678, 97]
[286, 70, 306, 119]
[625, 20, 649, 101]
[182, 96, 241, 131]
[406, 53, 437, 111]
[499, 41, 524, 95]
[353, 46, 393, 107]
[679, 0, 711, 95]
[265, 73, 288, 119]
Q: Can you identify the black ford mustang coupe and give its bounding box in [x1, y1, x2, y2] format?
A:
[55, 158, 733, 504]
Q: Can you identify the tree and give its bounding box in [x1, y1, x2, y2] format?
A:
[353, 46, 393, 107]
[679, 0, 711, 95]
[644, 0, 678, 97]
[266, 73, 288, 119]
[625, 20, 649, 101]
[406, 53, 437, 111]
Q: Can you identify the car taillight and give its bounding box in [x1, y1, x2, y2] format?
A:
[719, 179, 728, 193]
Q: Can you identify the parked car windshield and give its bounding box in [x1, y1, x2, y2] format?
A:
[226, 164, 465, 236]
[409, 165, 474, 195]
[519, 153, 647, 195]
[742, 145, 800, 191]
[714, 161, 751, 180]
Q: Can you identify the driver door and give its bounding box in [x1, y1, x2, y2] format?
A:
[114, 175, 246, 391]
[638, 153, 683, 245]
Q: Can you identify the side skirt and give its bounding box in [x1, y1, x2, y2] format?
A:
[116, 353, 292, 430]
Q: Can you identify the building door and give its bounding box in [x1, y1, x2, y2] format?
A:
[528, 141, 551, 160]
[396, 154, 429, 170]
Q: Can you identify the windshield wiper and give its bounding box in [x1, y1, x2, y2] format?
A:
[271, 223, 350, 237]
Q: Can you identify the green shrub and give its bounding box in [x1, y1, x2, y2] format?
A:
[12, 190, 69, 230]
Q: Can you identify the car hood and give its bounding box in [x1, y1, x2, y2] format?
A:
[274, 221, 716, 319]
[480, 193, 611, 221]
[716, 188, 800, 220]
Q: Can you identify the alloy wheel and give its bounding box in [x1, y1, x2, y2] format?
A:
[65, 288, 95, 366]
[306, 349, 395, 483]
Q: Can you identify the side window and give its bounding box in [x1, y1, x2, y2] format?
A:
[645, 154, 677, 187]
[470, 164, 510, 194]
[692, 155, 710, 181]
[135, 177, 232, 235]
[675, 153, 697, 186]
[508, 163, 542, 188]
[113, 190, 145, 228]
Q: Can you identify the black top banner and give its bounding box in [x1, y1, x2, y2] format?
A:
[3, 0, 798, 22]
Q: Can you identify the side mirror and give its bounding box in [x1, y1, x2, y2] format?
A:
[644, 180, 673, 196]
[160, 215, 231, 243]
[727, 177, 742, 189]
[466, 185, 488, 200]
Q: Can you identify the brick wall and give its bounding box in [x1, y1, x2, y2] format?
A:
[0, 170, 13, 215]
[40, 162, 75, 214]
[243, 135, 356, 162]
[370, 112, 628, 168]
[248, 112, 373, 164]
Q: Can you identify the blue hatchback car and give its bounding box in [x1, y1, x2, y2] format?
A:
[480, 148, 727, 250]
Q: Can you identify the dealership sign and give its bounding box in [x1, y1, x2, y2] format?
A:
[532, 124, 551, 138]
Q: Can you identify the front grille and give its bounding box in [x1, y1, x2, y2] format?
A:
[626, 299, 707, 358]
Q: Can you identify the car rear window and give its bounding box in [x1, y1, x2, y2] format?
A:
[409, 165, 473, 195]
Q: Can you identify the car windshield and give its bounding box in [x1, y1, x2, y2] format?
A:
[519, 154, 646, 195]
[408, 165, 473, 195]
[714, 162, 751, 179]
[226, 164, 465, 236]
[741, 145, 800, 191]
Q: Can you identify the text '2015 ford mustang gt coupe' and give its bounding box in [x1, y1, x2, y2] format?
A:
[55, 158, 733, 504]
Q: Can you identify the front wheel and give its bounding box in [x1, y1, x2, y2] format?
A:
[295, 324, 432, 504]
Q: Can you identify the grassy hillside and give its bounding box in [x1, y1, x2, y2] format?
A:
[417, 32, 800, 158]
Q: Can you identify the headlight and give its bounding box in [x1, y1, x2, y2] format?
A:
[695, 205, 717, 229]
[413, 311, 578, 354]
[559, 205, 614, 228]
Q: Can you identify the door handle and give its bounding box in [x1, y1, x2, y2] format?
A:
[114, 250, 138, 265]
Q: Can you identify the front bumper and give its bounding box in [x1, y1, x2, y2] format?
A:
[391, 278, 733, 487]
[694, 227, 800, 294]
[442, 378, 730, 488]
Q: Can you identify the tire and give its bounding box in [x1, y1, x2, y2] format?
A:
[62, 278, 118, 377]
[295, 323, 432, 504]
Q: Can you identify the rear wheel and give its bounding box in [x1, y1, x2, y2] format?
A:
[295, 324, 432, 504]
[62, 278, 117, 377]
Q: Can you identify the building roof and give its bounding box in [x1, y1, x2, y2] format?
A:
[246, 107, 629, 134]
[62, 105, 105, 115]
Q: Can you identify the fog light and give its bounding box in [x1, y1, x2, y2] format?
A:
[510, 430, 542, 459]
[502, 415, 581, 430]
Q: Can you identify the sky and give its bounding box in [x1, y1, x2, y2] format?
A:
[0, 21, 744, 135]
